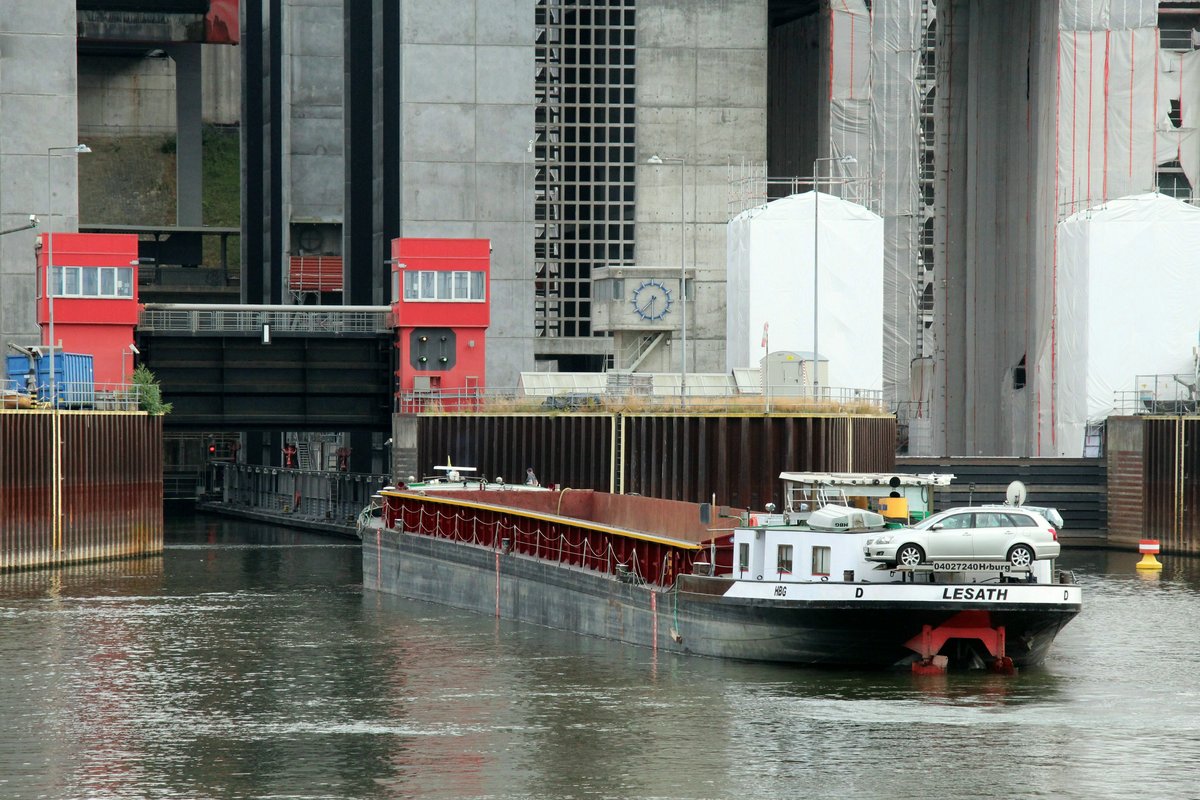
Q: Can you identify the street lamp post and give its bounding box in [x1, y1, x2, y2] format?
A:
[46, 144, 91, 408]
[44, 143, 89, 554]
[811, 154, 856, 398]
[647, 154, 687, 407]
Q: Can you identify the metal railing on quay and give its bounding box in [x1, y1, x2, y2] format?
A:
[396, 384, 889, 415]
[139, 304, 393, 335]
[1113, 373, 1200, 416]
[212, 462, 391, 524]
[2, 379, 145, 411]
[164, 468, 205, 500]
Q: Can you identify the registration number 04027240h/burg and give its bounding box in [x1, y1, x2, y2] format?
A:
[926, 561, 1013, 572]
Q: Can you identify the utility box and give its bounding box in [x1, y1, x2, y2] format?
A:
[762, 351, 827, 396]
[4, 351, 95, 407]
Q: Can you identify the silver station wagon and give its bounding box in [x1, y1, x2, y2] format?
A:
[863, 506, 1061, 568]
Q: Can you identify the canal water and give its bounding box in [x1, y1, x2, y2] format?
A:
[1, 514, 1198, 800]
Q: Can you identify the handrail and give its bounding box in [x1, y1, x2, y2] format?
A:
[396, 384, 889, 415]
[139, 305, 393, 334]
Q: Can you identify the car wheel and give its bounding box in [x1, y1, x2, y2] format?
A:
[1008, 544, 1035, 568]
[896, 544, 925, 567]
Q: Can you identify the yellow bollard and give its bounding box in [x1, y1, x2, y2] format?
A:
[1136, 539, 1163, 571]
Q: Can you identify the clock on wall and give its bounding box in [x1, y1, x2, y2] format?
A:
[631, 279, 673, 321]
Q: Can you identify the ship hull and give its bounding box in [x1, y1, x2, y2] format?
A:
[363, 526, 1081, 669]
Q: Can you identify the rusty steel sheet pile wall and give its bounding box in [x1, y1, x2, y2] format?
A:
[1105, 417, 1146, 548]
[413, 413, 895, 510]
[1107, 416, 1200, 553]
[416, 414, 615, 491]
[0, 412, 163, 569]
[622, 415, 895, 510]
[1136, 417, 1200, 553]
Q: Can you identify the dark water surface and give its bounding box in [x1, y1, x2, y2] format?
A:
[1, 514, 1199, 800]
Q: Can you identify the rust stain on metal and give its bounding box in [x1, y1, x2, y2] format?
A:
[0, 411, 163, 570]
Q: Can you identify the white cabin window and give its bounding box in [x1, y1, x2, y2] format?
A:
[403, 270, 487, 302]
[777, 544, 793, 574]
[738, 542, 750, 574]
[811, 546, 831, 576]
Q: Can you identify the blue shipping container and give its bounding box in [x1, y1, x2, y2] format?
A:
[4, 354, 33, 393]
[3, 352, 94, 407]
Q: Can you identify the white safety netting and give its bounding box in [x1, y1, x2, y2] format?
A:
[1059, 0, 1157, 31]
[818, 0, 925, 408]
[1057, 26, 1160, 217]
[726, 192, 884, 393]
[1032, 192, 1200, 457]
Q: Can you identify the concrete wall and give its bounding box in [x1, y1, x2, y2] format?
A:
[284, 0, 344, 228]
[397, 0, 536, 388]
[77, 46, 240, 136]
[635, 0, 768, 374]
[0, 1, 82, 352]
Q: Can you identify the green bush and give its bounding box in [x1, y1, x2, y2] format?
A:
[132, 364, 173, 415]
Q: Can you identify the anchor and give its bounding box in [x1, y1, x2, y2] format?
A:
[906, 610, 1015, 675]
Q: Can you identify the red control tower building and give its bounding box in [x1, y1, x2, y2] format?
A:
[390, 238, 489, 408]
[38, 232, 140, 386]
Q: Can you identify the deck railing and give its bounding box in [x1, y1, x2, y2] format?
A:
[2, 379, 146, 411]
[396, 384, 889, 415]
[139, 304, 392, 335]
[1113, 373, 1200, 416]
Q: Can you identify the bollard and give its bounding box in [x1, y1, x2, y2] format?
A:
[1136, 539, 1163, 571]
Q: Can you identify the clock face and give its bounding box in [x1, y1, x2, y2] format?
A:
[631, 279, 673, 321]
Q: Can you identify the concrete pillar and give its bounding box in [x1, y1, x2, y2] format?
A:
[172, 44, 204, 228]
[0, 0, 81, 349]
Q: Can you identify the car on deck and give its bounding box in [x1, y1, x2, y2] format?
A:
[863, 505, 1060, 568]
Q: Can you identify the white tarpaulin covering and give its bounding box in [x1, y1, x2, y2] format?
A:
[726, 192, 884, 393]
[1032, 193, 1200, 456]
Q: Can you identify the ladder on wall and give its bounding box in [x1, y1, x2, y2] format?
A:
[296, 440, 315, 471]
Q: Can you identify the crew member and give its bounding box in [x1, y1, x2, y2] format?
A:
[525, 467, 539, 487]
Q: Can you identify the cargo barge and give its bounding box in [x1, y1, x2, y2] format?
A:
[362, 472, 1082, 672]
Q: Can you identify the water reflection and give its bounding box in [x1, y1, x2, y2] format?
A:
[2, 518, 1200, 799]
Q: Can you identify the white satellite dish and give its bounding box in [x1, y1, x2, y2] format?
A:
[1005, 480, 1027, 506]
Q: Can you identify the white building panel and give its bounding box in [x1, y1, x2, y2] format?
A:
[1033, 193, 1200, 456]
[726, 192, 885, 393]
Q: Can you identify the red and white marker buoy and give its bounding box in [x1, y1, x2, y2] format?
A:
[1136, 539, 1163, 571]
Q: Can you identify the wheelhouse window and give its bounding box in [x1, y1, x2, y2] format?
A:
[738, 542, 750, 574]
[777, 544, 793, 574]
[811, 545, 831, 576]
[403, 270, 486, 301]
[49, 266, 134, 299]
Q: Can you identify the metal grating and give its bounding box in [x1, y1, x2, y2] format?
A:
[534, 0, 637, 342]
